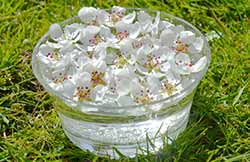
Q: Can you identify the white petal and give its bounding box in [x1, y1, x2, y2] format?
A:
[96, 60, 107, 73]
[165, 70, 181, 84]
[137, 11, 152, 23]
[62, 79, 75, 98]
[160, 61, 171, 72]
[151, 11, 160, 37]
[64, 23, 83, 40]
[159, 20, 174, 31]
[49, 23, 63, 40]
[147, 76, 161, 93]
[91, 85, 107, 101]
[71, 50, 90, 69]
[191, 56, 207, 73]
[85, 25, 100, 35]
[169, 25, 184, 33]
[96, 10, 110, 25]
[160, 28, 177, 46]
[39, 44, 54, 56]
[121, 11, 136, 24]
[179, 31, 195, 44]
[99, 25, 116, 42]
[188, 37, 204, 53]
[130, 79, 143, 96]
[93, 43, 107, 60]
[78, 7, 97, 22]
[117, 95, 135, 106]
[116, 78, 131, 96]
[76, 72, 91, 85]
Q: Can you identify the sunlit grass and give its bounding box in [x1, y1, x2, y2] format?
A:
[0, 0, 249, 161]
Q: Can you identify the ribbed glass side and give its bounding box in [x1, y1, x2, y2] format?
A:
[56, 90, 194, 158]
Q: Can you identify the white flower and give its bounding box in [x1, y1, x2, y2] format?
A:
[81, 60, 107, 87]
[72, 70, 108, 102]
[114, 21, 140, 40]
[38, 44, 70, 68]
[47, 67, 75, 98]
[136, 46, 174, 77]
[160, 26, 204, 54]
[130, 79, 157, 104]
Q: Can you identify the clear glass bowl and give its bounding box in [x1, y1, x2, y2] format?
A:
[32, 8, 210, 158]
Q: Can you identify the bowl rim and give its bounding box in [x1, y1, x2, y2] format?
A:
[32, 8, 211, 110]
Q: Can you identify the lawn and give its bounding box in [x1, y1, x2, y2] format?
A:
[0, 0, 249, 161]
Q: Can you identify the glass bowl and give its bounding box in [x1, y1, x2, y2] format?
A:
[32, 8, 210, 159]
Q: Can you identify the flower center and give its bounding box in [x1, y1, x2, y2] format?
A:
[89, 35, 103, 46]
[116, 30, 129, 40]
[110, 13, 122, 22]
[91, 71, 106, 87]
[52, 73, 68, 84]
[47, 51, 60, 61]
[75, 86, 91, 101]
[132, 40, 143, 49]
[114, 55, 128, 68]
[144, 56, 160, 72]
[175, 40, 188, 53]
[162, 81, 176, 95]
[135, 89, 153, 104]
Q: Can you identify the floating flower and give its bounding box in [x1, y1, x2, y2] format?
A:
[160, 26, 204, 54]
[114, 21, 140, 40]
[47, 67, 75, 98]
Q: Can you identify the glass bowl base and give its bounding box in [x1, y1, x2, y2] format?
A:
[59, 102, 191, 159]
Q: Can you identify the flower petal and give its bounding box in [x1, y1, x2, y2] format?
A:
[147, 76, 161, 93]
[160, 28, 177, 47]
[191, 56, 207, 73]
[188, 37, 204, 53]
[137, 10, 152, 23]
[78, 7, 98, 22]
[159, 20, 174, 31]
[179, 31, 195, 45]
[121, 11, 136, 24]
[117, 95, 135, 106]
[96, 10, 110, 25]
[91, 85, 107, 101]
[64, 23, 83, 41]
[151, 11, 160, 37]
[49, 23, 63, 41]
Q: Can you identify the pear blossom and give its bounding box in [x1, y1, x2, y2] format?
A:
[160, 26, 204, 54]
[47, 67, 75, 98]
[114, 21, 140, 40]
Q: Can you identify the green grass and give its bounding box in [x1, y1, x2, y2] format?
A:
[0, 0, 249, 161]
